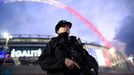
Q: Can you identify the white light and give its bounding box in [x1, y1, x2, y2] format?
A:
[128, 56, 134, 65]
[109, 47, 116, 53]
[3, 32, 9, 38]
[9, 35, 13, 39]
[2, 32, 12, 39]
[128, 56, 133, 61]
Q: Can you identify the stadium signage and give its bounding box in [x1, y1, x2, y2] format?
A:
[11, 48, 42, 57]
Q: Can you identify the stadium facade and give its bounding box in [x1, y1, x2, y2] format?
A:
[0, 34, 131, 73]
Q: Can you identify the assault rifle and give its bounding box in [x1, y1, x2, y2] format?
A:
[62, 36, 99, 75]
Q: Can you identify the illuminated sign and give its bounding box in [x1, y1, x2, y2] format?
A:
[11, 48, 42, 57]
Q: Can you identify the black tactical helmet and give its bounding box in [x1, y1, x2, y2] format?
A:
[55, 20, 72, 33]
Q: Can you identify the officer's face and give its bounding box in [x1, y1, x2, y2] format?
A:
[57, 25, 70, 34]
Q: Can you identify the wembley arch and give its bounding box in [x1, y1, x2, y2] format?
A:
[3, 0, 112, 48]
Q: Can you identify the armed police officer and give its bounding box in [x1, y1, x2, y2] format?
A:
[38, 20, 98, 75]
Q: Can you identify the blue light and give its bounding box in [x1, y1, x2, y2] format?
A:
[0, 49, 6, 58]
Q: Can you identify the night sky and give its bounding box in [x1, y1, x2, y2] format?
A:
[115, 0, 134, 56]
[0, 0, 133, 56]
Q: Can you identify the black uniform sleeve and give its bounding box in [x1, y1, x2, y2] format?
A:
[38, 39, 66, 71]
[84, 50, 99, 75]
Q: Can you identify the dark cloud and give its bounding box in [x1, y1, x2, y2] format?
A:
[115, 1, 134, 56]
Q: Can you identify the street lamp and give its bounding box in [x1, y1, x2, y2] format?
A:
[2, 32, 12, 50]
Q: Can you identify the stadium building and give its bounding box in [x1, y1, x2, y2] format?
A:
[0, 34, 131, 75]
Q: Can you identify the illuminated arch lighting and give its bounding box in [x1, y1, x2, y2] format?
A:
[4, 0, 112, 48]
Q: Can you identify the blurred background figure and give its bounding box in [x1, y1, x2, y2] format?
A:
[4, 53, 15, 65]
